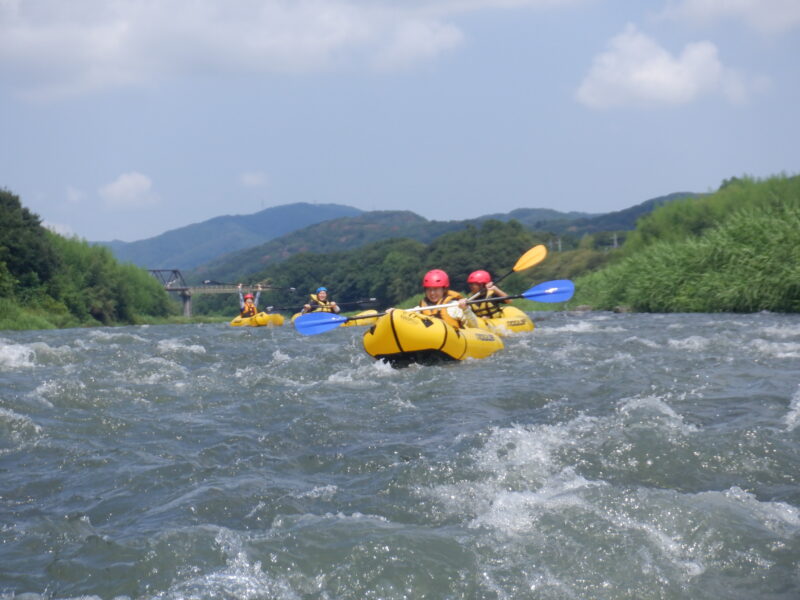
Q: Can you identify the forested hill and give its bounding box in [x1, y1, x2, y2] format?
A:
[0, 189, 173, 329]
[190, 211, 464, 284]
[474, 192, 696, 233]
[190, 191, 690, 284]
[99, 202, 363, 270]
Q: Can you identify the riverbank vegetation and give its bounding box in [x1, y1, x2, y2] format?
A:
[569, 175, 800, 312]
[192, 220, 618, 315]
[0, 189, 176, 330]
[3, 173, 798, 331]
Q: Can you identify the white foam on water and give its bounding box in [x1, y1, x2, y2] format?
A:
[426, 417, 601, 522]
[86, 329, 147, 344]
[717, 486, 800, 536]
[596, 351, 636, 367]
[29, 378, 87, 407]
[27, 341, 75, 363]
[157, 338, 206, 355]
[535, 321, 616, 335]
[594, 495, 706, 578]
[129, 357, 189, 384]
[624, 336, 660, 349]
[667, 336, 711, 352]
[749, 338, 800, 359]
[153, 527, 300, 600]
[297, 484, 338, 500]
[783, 386, 800, 431]
[759, 323, 800, 339]
[617, 395, 699, 434]
[0, 340, 35, 369]
[0, 407, 43, 452]
[269, 349, 291, 363]
[468, 468, 600, 534]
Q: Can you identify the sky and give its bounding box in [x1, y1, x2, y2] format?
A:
[1, 0, 798, 242]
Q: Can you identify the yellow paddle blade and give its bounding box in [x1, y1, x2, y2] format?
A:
[512, 244, 547, 272]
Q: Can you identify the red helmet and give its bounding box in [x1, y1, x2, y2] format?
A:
[467, 270, 491, 284]
[244, 293, 254, 300]
[422, 269, 449, 288]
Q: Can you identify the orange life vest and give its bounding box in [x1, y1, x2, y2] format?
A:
[240, 303, 257, 318]
[418, 290, 464, 329]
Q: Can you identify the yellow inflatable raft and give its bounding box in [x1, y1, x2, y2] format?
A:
[478, 305, 534, 336]
[230, 312, 285, 327]
[292, 309, 378, 327]
[362, 310, 504, 366]
[340, 309, 379, 327]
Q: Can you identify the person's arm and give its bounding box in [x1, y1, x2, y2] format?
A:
[238, 284, 245, 309]
[331, 301, 340, 314]
[488, 283, 511, 303]
[254, 285, 262, 308]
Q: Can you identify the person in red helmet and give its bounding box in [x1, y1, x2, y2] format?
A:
[238, 283, 262, 317]
[416, 269, 478, 329]
[466, 270, 511, 318]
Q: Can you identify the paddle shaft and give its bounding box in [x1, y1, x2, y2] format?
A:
[269, 298, 376, 312]
[467, 244, 547, 301]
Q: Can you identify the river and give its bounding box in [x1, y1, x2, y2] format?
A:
[1, 311, 799, 599]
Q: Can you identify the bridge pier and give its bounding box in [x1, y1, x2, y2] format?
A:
[180, 291, 192, 317]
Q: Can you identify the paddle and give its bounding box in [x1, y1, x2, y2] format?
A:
[268, 298, 378, 312]
[294, 279, 575, 336]
[204, 280, 297, 293]
[468, 244, 547, 301]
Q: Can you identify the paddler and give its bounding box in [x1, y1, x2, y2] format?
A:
[410, 269, 479, 329]
[238, 283, 262, 317]
[466, 270, 511, 318]
[301, 286, 341, 314]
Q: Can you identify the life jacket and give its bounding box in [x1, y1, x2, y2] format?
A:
[307, 293, 336, 313]
[418, 290, 465, 329]
[471, 289, 509, 318]
[240, 303, 257, 318]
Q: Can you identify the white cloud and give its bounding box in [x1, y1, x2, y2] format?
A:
[98, 172, 159, 209]
[373, 18, 464, 69]
[0, 0, 583, 99]
[240, 171, 268, 188]
[660, 0, 800, 34]
[576, 24, 749, 109]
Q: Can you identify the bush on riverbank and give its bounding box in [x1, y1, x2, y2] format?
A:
[571, 175, 800, 312]
[1, 188, 177, 330]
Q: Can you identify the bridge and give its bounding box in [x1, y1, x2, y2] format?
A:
[148, 270, 289, 317]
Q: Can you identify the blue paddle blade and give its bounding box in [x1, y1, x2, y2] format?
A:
[523, 279, 575, 303]
[294, 312, 349, 335]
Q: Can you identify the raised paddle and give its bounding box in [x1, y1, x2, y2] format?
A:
[206, 281, 298, 293]
[468, 244, 548, 301]
[294, 279, 575, 336]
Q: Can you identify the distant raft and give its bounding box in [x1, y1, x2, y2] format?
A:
[477, 305, 534, 336]
[292, 309, 378, 328]
[230, 312, 285, 327]
[362, 310, 504, 366]
[340, 309, 379, 327]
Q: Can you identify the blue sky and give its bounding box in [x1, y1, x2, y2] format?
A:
[1, 0, 798, 242]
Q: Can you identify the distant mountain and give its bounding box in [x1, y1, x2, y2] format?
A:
[540, 192, 698, 234]
[471, 193, 695, 234]
[99, 202, 363, 269]
[190, 210, 465, 283]
[188, 192, 696, 283]
[474, 207, 597, 228]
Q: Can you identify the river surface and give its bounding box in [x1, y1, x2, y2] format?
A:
[1, 311, 799, 599]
